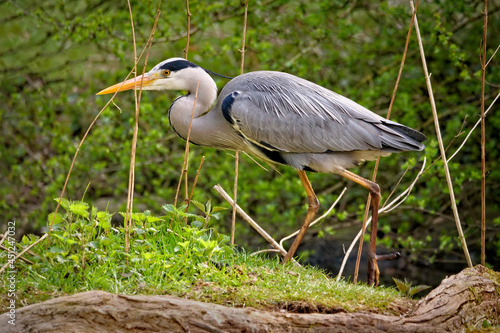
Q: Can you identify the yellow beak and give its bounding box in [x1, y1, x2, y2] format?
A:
[96, 74, 156, 95]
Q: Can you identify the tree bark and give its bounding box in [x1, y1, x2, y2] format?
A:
[2, 266, 498, 333]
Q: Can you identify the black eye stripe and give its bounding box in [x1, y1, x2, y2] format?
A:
[159, 60, 198, 72]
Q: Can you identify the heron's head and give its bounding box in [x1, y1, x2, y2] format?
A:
[97, 58, 206, 95]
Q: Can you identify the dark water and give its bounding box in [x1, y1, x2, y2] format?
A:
[298, 237, 468, 289]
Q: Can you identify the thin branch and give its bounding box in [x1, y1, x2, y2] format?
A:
[287, 191, 345, 246]
[231, 152, 239, 245]
[0, 231, 8, 248]
[124, 0, 161, 254]
[239, 0, 249, 75]
[175, 80, 200, 224]
[480, 0, 487, 266]
[410, 0, 472, 268]
[486, 43, 499, 67]
[1, 234, 48, 274]
[213, 184, 299, 266]
[249, 249, 281, 256]
[0, 242, 35, 264]
[336, 158, 427, 281]
[231, 0, 249, 245]
[452, 5, 499, 33]
[173, 0, 195, 212]
[382, 159, 426, 213]
[279, 187, 347, 247]
[125, 0, 138, 256]
[186, 156, 205, 212]
[353, 0, 420, 284]
[447, 91, 499, 163]
[183, 0, 191, 206]
[184, 0, 191, 60]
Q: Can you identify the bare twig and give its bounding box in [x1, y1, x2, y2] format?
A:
[174, 80, 200, 224]
[0, 231, 8, 248]
[382, 160, 427, 213]
[279, 187, 347, 248]
[173, 3, 196, 210]
[231, 152, 239, 245]
[173, 169, 183, 209]
[249, 249, 281, 256]
[337, 158, 427, 281]
[447, 91, 498, 163]
[410, 0, 472, 268]
[485, 43, 499, 67]
[124, 0, 161, 254]
[125, 0, 138, 256]
[1, 234, 48, 274]
[184, 0, 191, 60]
[183, 0, 192, 210]
[214, 184, 299, 265]
[0, 244, 34, 265]
[239, 0, 249, 75]
[231, 0, 249, 245]
[353, 0, 420, 284]
[480, 0, 488, 266]
[381, 164, 411, 210]
[186, 156, 205, 212]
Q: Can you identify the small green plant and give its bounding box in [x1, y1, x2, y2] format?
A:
[393, 277, 431, 298]
[190, 199, 227, 228]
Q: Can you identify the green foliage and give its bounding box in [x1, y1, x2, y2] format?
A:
[393, 277, 431, 298]
[1, 0, 499, 271]
[7, 200, 234, 294]
[0, 204, 402, 312]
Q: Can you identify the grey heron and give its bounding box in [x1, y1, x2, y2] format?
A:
[97, 57, 426, 286]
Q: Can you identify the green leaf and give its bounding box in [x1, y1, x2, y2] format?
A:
[177, 241, 190, 249]
[409, 285, 431, 297]
[48, 212, 64, 225]
[211, 206, 227, 213]
[191, 200, 206, 212]
[162, 204, 177, 213]
[191, 220, 203, 228]
[69, 202, 89, 217]
[54, 198, 72, 211]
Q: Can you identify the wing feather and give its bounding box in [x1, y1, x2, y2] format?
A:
[218, 71, 425, 154]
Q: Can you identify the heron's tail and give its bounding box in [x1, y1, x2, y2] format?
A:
[378, 120, 426, 152]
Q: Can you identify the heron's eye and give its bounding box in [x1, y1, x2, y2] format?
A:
[163, 70, 171, 77]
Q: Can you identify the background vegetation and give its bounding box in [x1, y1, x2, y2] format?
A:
[1, 0, 499, 285]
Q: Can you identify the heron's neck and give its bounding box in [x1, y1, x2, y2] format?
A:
[168, 75, 218, 143]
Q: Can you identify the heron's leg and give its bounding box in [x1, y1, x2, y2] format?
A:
[339, 170, 381, 286]
[283, 170, 320, 263]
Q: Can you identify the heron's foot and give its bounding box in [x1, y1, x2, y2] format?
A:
[376, 252, 401, 261]
[367, 252, 401, 286]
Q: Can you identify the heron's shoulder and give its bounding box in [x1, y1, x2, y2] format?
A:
[223, 71, 319, 96]
[233, 70, 305, 83]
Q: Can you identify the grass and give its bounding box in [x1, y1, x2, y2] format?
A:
[0, 199, 409, 315]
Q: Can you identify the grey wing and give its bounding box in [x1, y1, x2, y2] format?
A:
[220, 71, 425, 154]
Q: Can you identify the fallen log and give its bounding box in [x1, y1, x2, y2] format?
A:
[1, 266, 498, 332]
